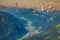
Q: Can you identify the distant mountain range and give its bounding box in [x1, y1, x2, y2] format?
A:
[0, 5, 60, 40]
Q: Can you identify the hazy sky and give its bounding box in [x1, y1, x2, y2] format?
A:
[0, 0, 60, 8]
